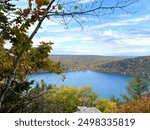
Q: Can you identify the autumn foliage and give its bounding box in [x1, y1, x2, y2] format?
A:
[35, 0, 44, 6]
[114, 93, 150, 113]
[0, 0, 146, 113]
[44, 85, 98, 113]
[96, 99, 117, 113]
[35, 0, 49, 7]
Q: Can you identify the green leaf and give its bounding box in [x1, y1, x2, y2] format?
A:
[58, 4, 62, 10]
[52, 5, 55, 10]
[74, 6, 78, 10]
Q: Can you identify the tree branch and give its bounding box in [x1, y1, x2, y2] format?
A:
[7, 91, 48, 113]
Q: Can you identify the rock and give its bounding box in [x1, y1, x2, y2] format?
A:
[75, 106, 101, 113]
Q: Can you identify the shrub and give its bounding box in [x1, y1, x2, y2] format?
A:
[96, 99, 117, 113]
[44, 85, 98, 113]
[115, 94, 150, 113]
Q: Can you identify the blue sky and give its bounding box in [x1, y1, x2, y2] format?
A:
[17, 0, 150, 56]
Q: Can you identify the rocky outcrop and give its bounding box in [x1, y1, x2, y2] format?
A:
[75, 106, 101, 113]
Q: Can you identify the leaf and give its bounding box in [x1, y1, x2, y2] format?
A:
[74, 6, 78, 10]
[52, 5, 55, 10]
[58, 4, 62, 10]
[22, 8, 30, 17]
[35, 0, 44, 7]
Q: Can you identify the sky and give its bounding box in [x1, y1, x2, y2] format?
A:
[15, 0, 150, 56]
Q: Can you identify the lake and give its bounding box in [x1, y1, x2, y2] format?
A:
[28, 71, 131, 98]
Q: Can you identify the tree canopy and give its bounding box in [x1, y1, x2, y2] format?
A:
[121, 76, 149, 102]
[44, 85, 97, 113]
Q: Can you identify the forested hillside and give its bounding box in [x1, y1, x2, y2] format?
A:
[101, 56, 150, 76]
[50, 55, 150, 76]
[50, 55, 125, 71]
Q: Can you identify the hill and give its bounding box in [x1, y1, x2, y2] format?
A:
[50, 55, 126, 71]
[101, 56, 150, 76]
[50, 55, 150, 76]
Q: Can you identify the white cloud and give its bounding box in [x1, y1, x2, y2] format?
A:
[31, 20, 150, 55]
[93, 15, 150, 29]
[79, 0, 95, 3]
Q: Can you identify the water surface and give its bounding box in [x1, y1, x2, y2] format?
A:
[28, 71, 131, 98]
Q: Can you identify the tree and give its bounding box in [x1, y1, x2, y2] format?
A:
[44, 85, 97, 113]
[79, 86, 98, 107]
[115, 93, 150, 113]
[44, 85, 80, 113]
[0, 80, 33, 112]
[96, 98, 117, 113]
[0, 0, 138, 110]
[23, 80, 52, 113]
[121, 76, 149, 102]
[109, 95, 123, 106]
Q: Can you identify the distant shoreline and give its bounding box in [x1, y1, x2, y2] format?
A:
[28, 70, 131, 77]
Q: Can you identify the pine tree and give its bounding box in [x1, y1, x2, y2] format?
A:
[121, 76, 149, 102]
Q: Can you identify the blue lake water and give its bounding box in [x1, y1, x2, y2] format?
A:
[28, 71, 131, 98]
